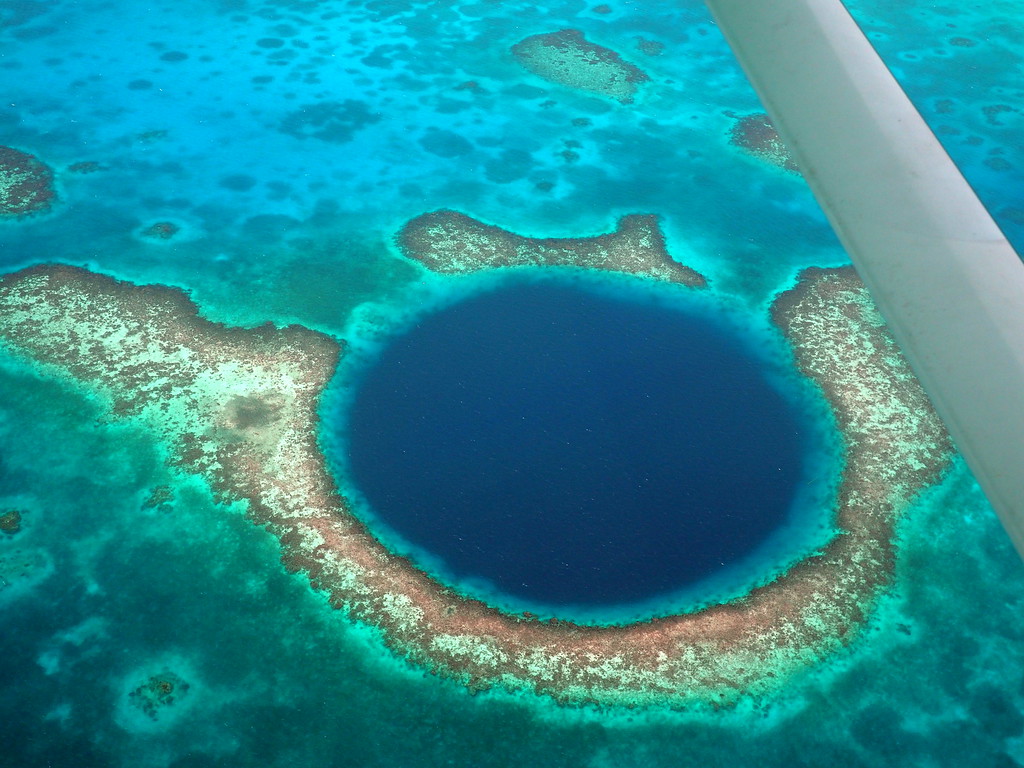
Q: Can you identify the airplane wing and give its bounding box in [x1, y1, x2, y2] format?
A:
[705, 0, 1024, 550]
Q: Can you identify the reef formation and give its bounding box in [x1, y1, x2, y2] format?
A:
[0, 510, 22, 535]
[398, 210, 705, 287]
[67, 161, 103, 174]
[729, 113, 799, 173]
[0, 146, 56, 217]
[141, 221, 181, 241]
[511, 29, 650, 103]
[0, 254, 950, 708]
[129, 672, 191, 720]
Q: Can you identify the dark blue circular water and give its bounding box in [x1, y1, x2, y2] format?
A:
[343, 279, 805, 609]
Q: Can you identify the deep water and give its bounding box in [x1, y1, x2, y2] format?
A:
[344, 278, 804, 610]
[3, 0, 1024, 766]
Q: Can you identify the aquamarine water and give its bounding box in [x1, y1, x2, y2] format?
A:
[2, 1, 1024, 766]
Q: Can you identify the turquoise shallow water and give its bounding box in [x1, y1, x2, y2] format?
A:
[2, 1, 1024, 766]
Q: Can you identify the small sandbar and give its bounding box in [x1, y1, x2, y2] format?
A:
[511, 29, 650, 104]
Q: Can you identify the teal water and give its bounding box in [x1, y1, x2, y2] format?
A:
[842, 0, 1024, 252]
[2, 1, 1024, 766]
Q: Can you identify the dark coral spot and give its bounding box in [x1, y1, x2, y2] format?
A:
[361, 43, 408, 69]
[454, 80, 485, 94]
[142, 485, 174, 511]
[12, 25, 56, 40]
[128, 672, 191, 720]
[141, 221, 179, 240]
[280, 100, 382, 144]
[850, 703, 923, 758]
[242, 213, 301, 240]
[969, 683, 1024, 738]
[68, 161, 103, 174]
[1002, 207, 1024, 225]
[984, 156, 1013, 172]
[484, 149, 534, 183]
[982, 104, 1015, 126]
[0, 146, 56, 217]
[0, 0, 49, 28]
[137, 129, 169, 142]
[224, 395, 282, 430]
[636, 37, 665, 56]
[160, 51, 189, 62]
[0, 510, 22, 534]
[419, 129, 473, 158]
[219, 174, 258, 191]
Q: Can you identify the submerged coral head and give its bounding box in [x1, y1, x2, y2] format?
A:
[0, 146, 56, 217]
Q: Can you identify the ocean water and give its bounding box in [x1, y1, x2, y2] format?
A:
[842, 0, 1024, 252]
[2, 1, 1024, 767]
[340, 276, 814, 620]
